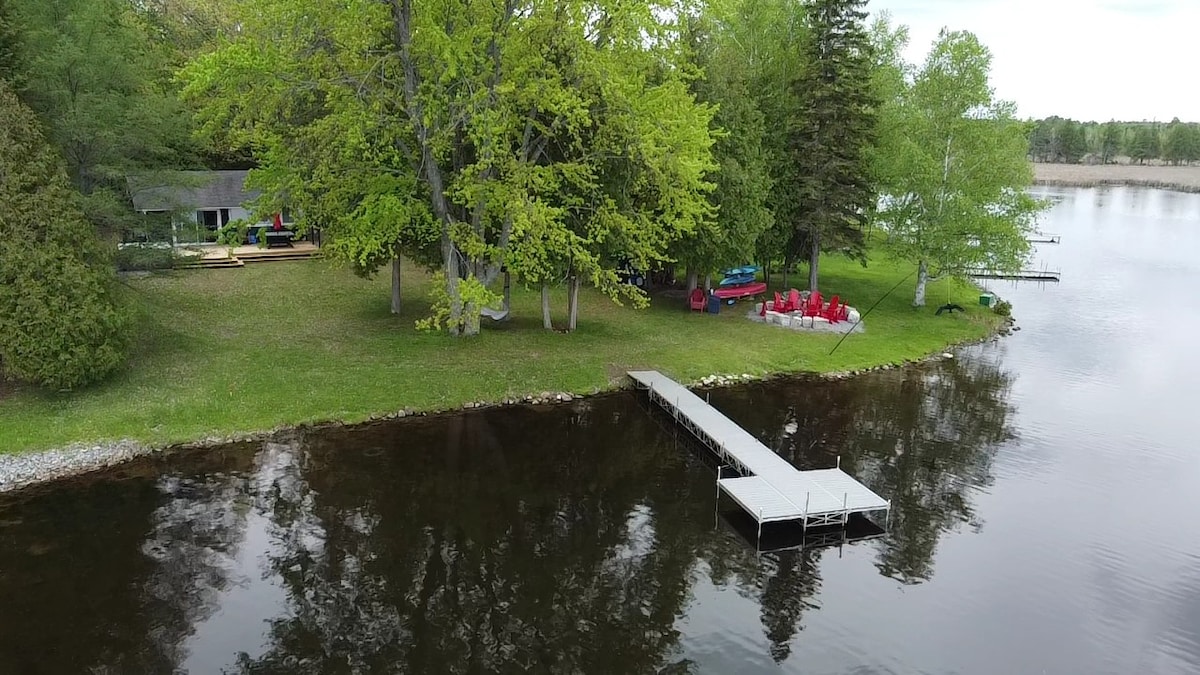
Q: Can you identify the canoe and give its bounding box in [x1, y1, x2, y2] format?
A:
[711, 281, 767, 300]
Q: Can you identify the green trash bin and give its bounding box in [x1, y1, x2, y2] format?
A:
[979, 292, 995, 307]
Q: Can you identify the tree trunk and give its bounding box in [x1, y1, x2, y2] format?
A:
[703, 274, 712, 292]
[808, 233, 820, 292]
[685, 267, 698, 294]
[763, 259, 770, 287]
[443, 234, 464, 335]
[501, 270, 511, 320]
[782, 260, 788, 290]
[567, 274, 580, 331]
[913, 259, 929, 307]
[390, 256, 402, 314]
[542, 283, 553, 330]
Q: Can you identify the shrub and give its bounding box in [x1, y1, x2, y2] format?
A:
[0, 80, 130, 389]
[992, 299, 1012, 317]
[216, 218, 249, 246]
[114, 244, 176, 271]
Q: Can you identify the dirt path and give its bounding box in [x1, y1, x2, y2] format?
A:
[1033, 163, 1200, 192]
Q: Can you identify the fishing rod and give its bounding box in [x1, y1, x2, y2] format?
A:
[828, 269, 917, 356]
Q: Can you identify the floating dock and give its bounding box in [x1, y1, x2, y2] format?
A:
[965, 268, 1062, 282]
[1027, 234, 1061, 244]
[628, 371, 890, 538]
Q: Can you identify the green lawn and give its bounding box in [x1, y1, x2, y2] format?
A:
[0, 254, 1001, 453]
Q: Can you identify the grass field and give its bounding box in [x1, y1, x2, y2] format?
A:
[0, 254, 1002, 453]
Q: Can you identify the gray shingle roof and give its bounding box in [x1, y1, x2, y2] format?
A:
[128, 170, 262, 212]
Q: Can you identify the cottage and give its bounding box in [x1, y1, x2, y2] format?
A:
[127, 170, 295, 246]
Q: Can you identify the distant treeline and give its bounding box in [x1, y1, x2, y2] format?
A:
[1028, 117, 1200, 165]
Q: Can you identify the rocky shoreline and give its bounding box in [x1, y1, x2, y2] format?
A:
[0, 317, 1015, 494]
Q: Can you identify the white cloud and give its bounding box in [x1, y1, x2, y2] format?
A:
[870, 0, 1200, 122]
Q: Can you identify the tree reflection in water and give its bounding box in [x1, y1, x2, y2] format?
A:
[0, 351, 1015, 673]
[231, 399, 717, 673]
[706, 350, 1015, 656]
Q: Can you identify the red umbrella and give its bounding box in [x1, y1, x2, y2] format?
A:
[273, 212, 283, 231]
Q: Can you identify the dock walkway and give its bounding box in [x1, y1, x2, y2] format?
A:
[628, 371, 889, 532]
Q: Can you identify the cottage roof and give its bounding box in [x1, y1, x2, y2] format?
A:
[128, 170, 261, 212]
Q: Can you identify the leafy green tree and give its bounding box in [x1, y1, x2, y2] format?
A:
[675, 11, 774, 292]
[8, 0, 196, 236]
[184, 0, 715, 335]
[1096, 121, 1121, 164]
[1126, 124, 1161, 164]
[774, 0, 877, 291]
[0, 80, 129, 389]
[1057, 119, 1088, 163]
[1163, 118, 1199, 165]
[873, 29, 1043, 307]
[1027, 116, 1060, 163]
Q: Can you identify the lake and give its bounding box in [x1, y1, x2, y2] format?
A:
[2, 187, 1199, 674]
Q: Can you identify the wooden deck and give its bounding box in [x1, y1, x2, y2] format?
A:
[187, 242, 320, 268]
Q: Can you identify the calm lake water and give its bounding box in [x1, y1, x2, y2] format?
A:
[3, 187, 1200, 674]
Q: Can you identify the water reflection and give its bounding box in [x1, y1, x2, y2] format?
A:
[710, 352, 1016, 586]
[0, 345, 1019, 673]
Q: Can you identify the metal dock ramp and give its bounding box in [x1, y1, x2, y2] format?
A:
[628, 370, 890, 536]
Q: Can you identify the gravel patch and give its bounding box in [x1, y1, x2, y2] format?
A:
[0, 440, 154, 493]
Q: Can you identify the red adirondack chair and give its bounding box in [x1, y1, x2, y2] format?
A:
[787, 289, 801, 313]
[803, 291, 823, 317]
[773, 291, 786, 312]
[689, 288, 706, 312]
[823, 295, 841, 323]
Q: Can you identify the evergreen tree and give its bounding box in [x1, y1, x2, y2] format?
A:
[8, 0, 195, 236]
[0, 0, 18, 81]
[1127, 124, 1161, 164]
[1057, 119, 1088, 163]
[0, 80, 130, 389]
[675, 12, 774, 292]
[1163, 119, 1199, 165]
[776, 0, 878, 292]
[1096, 121, 1121, 164]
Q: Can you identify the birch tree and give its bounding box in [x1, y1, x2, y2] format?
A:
[873, 29, 1043, 307]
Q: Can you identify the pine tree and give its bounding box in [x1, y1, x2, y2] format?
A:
[0, 79, 129, 389]
[776, 0, 878, 291]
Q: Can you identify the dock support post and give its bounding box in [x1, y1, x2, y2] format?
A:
[842, 492, 848, 525]
[803, 492, 810, 530]
[757, 509, 763, 553]
[836, 455, 841, 470]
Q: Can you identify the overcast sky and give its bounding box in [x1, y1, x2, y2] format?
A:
[868, 0, 1198, 123]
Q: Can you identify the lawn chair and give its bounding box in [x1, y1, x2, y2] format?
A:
[773, 291, 785, 312]
[689, 288, 706, 312]
[803, 291, 823, 317]
[787, 289, 802, 313]
[823, 295, 841, 323]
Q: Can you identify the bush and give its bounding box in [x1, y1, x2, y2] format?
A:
[0, 80, 130, 389]
[216, 218, 249, 246]
[0, 246, 130, 389]
[992, 299, 1012, 317]
[115, 244, 176, 271]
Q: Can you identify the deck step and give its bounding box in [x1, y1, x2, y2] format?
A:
[182, 259, 245, 269]
[239, 253, 317, 263]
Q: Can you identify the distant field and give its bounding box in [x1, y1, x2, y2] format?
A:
[1033, 163, 1200, 192]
